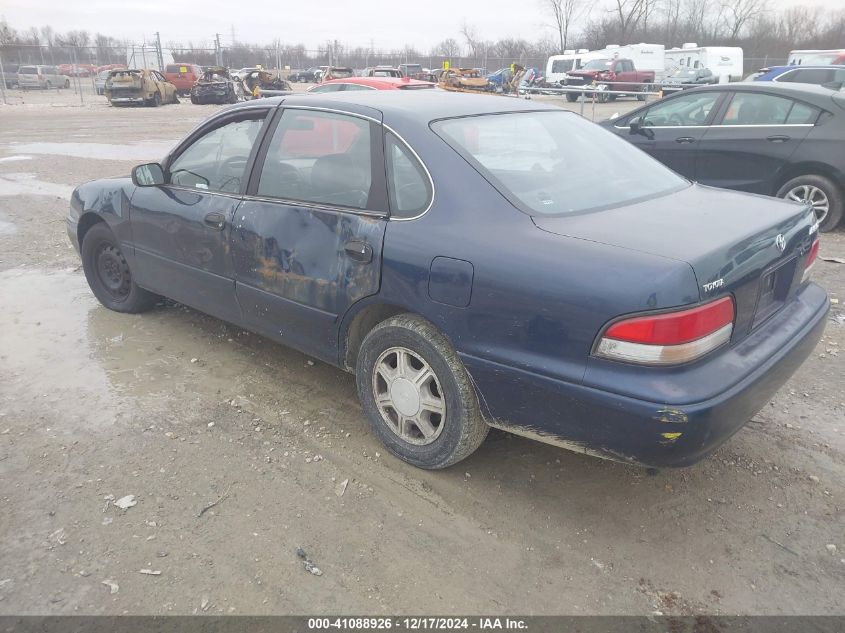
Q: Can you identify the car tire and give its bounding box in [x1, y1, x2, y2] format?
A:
[45, 81, 52, 90]
[777, 174, 843, 232]
[150, 92, 161, 107]
[64, 79, 70, 89]
[228, 88, 238, 104]
[637, 84, 649, 101]
[356, 314, 489, 469]
[171, 92, 179, 104]
[190, 95, 198, 104]
[81, 223, 157, 314]
[565, 92, 579, 103]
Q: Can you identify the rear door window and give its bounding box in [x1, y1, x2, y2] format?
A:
[257, 109, 374, 209]
[719, 93, 793, 125]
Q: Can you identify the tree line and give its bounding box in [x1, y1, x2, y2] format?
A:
[1, 2, 843, 71]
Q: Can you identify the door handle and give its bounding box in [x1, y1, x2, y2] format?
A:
[675, 136, 696, 143]
[204, 211, 226, 231]
[344, 239, 373, 263]
[767, 135, 790, 143]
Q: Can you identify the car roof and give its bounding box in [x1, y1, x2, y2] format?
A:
[249, 90, 555, 123]
[689, 81, 843, 99]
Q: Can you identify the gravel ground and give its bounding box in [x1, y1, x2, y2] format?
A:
[0, 88, 843, 616]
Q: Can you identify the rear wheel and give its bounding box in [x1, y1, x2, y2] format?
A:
[777, 174, 843, 232]
[81, 223, 157, 313]
[228, 87, 238, 103]
[565, 92, 578, 103]
[150, 92, 161, 107]
[45, 81, 52, 90]
[637, 83, 650, 101]
[356, 314, 489, 469]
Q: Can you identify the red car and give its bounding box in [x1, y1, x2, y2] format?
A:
[306, 76, 435, 93]
[163, 63, 203, 95]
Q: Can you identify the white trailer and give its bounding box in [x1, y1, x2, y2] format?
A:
[787, 49, 845, 65]
[665, 44, 744, 81]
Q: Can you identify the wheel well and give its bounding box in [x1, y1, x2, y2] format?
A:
[342, 303, 407, 371]
[77, 212, 106, 247]
[775, 162, 845, 196]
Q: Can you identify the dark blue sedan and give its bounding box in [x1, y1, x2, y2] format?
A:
[67, 92, 829, 469]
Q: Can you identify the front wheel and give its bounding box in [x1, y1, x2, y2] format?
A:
[637, 84, 650, 101]
[149, 92, 161, 107]
[356, 314, 489, 469]
[81, 223, 158, 313]
[777, 174, 843, 232]
[565, 92, 579, 103]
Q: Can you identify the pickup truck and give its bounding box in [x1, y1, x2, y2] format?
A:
[562, 58, 654, 102]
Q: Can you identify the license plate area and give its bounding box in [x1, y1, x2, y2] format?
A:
[752, 257, 797, 329]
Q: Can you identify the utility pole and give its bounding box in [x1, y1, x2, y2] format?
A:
[154, 32, 164, 72]
[215, 33, 223, 67]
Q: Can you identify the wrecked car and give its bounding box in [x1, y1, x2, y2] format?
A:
[68, 92, 828, 471]
[190, 66, 239, 104]
[105, 69, 178, 107]
[437, 68, 494, 92]
[240, 69, 293, 99]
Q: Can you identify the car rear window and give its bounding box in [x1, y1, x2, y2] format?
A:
[432, 111, 688, 216]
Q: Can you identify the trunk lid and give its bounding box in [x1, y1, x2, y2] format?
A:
[532, 184, 817, 340]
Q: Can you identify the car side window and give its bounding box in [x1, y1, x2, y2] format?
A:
[640, 92, 720, 127]
[343, 84, 375, 91]
[780, 68, 830, 84]
[719, 93, 796, 125]
[310, 83, 344, 93]
[168, 114, 266, 193]
[385, 132, 432, 218]
[785, 101, 821, 124]
[257, 109, 373, 209]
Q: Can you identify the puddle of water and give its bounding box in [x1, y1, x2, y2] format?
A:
[0, 155, 33, 163]
[0, 172, 74, 199]
[7, 141, 176, 161]
[0, 217, 17, 235]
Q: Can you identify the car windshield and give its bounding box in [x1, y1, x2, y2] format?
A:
[432, 111, 687, 216]
[582, 59, 612, 70]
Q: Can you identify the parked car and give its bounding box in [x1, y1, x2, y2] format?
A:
[307, 76, 435, 93]
[398, 63, 426, 79]
[362, 66, 403, 78]
[67, 91, 827, 470]
[231, 67, 260, 81]
[748, 65, 845, 86]
[163, 63, 203, 95]
[288, 67, 321, 83]
[1, 63, 19, 89]
[660, 67, 717, 96]
[190, 66, 239, 104]
[94, 69, 110, 95]
[17, 65, 70, 90]
[58, 63, 96, 77]
[563, 57, 655, 102]
[602, 83, 845, 231]
[321, 66, 354, 82]
[104, 69, 178, 107]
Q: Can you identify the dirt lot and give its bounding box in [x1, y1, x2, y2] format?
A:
[0, 88, 843, 616]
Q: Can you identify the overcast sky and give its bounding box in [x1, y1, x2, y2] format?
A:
[0, 0, 812, 52]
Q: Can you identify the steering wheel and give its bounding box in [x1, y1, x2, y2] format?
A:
[668, 113, 685, 126]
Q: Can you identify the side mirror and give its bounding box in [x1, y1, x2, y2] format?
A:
[132, 162, 165, 187]
[629, 116, 654, 140]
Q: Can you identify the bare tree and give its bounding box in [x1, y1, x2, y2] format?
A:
[546, 0, 585, 53]
[431, 38, 461, 58]
[460, 21, 482, 57]
[722, 0, 765, 40]
[610, 0, 649, 43]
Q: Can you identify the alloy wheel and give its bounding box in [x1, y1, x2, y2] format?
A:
[371, 346, 446, 446]
[785, 184, 829, 224]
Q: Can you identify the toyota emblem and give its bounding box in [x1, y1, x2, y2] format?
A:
[775, 234, 786, 252]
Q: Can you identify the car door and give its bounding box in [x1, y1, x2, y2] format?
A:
[129, 108, 271, 322]
[694, 90, 818, 193]
[615, 90, 723, 179]
[232, 106, 388, 363]
[613, 59, 636, 91]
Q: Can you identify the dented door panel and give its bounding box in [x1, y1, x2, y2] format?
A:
[231, 200, 386, 362]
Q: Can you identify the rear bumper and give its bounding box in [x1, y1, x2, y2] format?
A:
[464, 283, 829, 467]
[109, 97, 146, 104]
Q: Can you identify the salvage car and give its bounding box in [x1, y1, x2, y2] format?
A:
[67, 92, 828, 470]
[164, 63, 204, 95]
[602, 82, 845, 231]
[288, 67, 322, 83]
[239, 69, 292, 99]
[105, 69, 178, 107]
[190, 66, 239, 104]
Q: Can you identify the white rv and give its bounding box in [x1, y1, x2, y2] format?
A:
[665, 44, 744, 81]
[545, 49, 604, 85]
[546, 43, 664, 85]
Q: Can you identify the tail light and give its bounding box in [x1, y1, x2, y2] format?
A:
[802, 238, 820, 283]
[594, 297, 735, 365]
